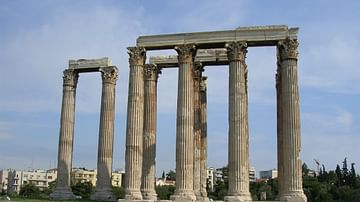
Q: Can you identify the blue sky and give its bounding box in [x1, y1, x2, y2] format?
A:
[0, 0, 359, 177]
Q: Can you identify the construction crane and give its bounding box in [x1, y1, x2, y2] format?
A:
[314, 159, 320, 173]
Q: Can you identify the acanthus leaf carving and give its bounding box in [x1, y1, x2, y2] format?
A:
[278, 38, 299, 60]
[63, 69, 78, 87]
[128, 46, 146, 66]
[100, 66, 119, 84]
[144, 64, 161, 81]
[174, 44, 197, 63]
[225, 41, 248, 62]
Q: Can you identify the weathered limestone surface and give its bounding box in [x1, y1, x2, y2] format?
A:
[125, 47, 146, 200]
[69, 57, 112, 71]
[225, 42, 251, 202]
[170, 44, 197, 202]
[91, 66, 118, 201]
[149, 49, 228, 67]
[193, 62, 203, 199]
[141, 64, 161, 201]
[278, 39, 307, 202]
[137, 25, 298, 50]
[50, 69, 78, 200]
[199, 77, 209, 201]
[276, 47, 284, 199]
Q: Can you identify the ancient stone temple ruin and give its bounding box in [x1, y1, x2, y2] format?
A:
[51, 25, 307, 202]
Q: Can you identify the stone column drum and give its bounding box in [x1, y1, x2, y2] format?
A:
[50, 69, 78, 200]
[225, 41, 252, 202]
[124, 47, 146, 200]
[278, 38, 307, 202]
[170, 44, 197, 201]
[276, 49, 284, 199]
[91, 66, 118, 201]
[141, 64, 161, 200]
[193, 62, 203, 199]
[199, 76, 209, 201]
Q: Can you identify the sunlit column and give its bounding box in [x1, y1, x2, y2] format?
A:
[50, 69, 78, 200]
[170, 44, 197, 201]
[278, 38, 307, 202]
[225, 41, 252, 202]
[124, 46, 146, 200]
[91, 66, 118, 201]
[141, 64, 161, 200]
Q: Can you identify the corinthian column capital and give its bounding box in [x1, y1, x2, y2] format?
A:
[63, 69, 78, 87]
[128, 46, 146, 66]
[144, 64, 161, 81]
[225, 41, 247, 61]
[100, 66, 119, 84]
[175, 44, 197, 63]
[278, 38, 299, 60]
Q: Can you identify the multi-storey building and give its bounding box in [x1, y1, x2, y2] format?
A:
[7, 169, 57, 193]
[207, 167, 215, 192]
[259, 169, 278, 179]
[71, 168, 97, 185]
[0, 170, 9, 193]
[71, 168, 124, 188]
[249, 166, 256, 182]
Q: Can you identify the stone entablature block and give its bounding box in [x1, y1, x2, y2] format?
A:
[69, 57, 112, 71]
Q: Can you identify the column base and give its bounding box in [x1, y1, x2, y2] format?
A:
[118, 199, 153, 202]
[196, 196, 210, 202]
[49, 186, 76, 200]
[142, 190, 158, 201]
[90, 188, 116, 201]
[125, 189, 144, 201]
[224, 194, 252, 202]
[280, 191, 307, 202]
[170, 190, 197, 202]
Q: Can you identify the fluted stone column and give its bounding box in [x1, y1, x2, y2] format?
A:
[193, 62, 203, 200]
[50, 69, 78, 200]
[141, 64, 161, 200]
[170, 44, 197, 201]
[199, 76, 209, 201]
[124, 47, 146, 200]
[225, 42, 252, 202]
[276, 50, 284, 199]
[278, 38, 307, 202]
[91, 66, 118, 201]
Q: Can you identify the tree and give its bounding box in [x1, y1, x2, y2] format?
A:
[161, 171, 165, 179]
[19, 183, 41, 198]
[342, 157, 349, 185]
[112, 186, 125, 199]
[155, 185, 175, 200]
[166, 170, 176, 181]
[303, 162, 310, 176]
[349, 163, 358, 188]
[71, 181, 94, 199]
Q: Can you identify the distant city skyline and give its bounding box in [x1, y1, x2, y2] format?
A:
[1, 0, 359, 177]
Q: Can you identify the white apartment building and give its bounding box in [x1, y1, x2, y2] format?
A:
[71, 168, 124, 188]
[7, 169, 57, 193]
[249, 167, 256, 182]
[207, 167, 215, 192]
[0, 170, 9, 192]
[260, 169, 278, 179]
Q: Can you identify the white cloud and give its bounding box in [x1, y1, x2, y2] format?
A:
[302, 108, 354, 133]
[0, 5, 146, 113]
[300, 33, 360, 94]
